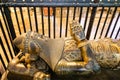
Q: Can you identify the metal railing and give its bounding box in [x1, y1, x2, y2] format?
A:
[0, 0, 120, 75]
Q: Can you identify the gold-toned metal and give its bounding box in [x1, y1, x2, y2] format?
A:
[8, 20, 120, 80]
[54, 21, 100, 75]
[90, 38, 120, 69]
[70, 20, 86, 41]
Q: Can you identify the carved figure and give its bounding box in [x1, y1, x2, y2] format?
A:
[7, 21, 120, 80]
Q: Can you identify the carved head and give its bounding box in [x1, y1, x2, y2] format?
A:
[13, 31, 48, 54]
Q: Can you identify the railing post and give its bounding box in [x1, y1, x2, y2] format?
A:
[86, 7, 97, 40]
[86, 0, 99, 39]
[2, 0, 16, 39]
[3, 6, 16, 40]
[2, 0, 19, 55]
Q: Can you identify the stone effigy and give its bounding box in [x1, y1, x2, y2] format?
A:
[7, 21, 120, 80]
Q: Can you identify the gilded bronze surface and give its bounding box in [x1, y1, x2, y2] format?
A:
[7, 21, 120, 80]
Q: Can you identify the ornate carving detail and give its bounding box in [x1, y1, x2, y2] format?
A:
[70, 20, 86, 41]
[63, 38, 82, 61]
[90, 38, 120, 69]
[8, 21, 120, 80]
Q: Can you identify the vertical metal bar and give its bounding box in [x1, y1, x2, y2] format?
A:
[86, 7, 97, 39]
[94, 7, 104, 39]
[0, 8, 8, 34]
[83, 7, 89, 30]
[110, 12, 120, 38]
[14, 7, 21, 34]
[105, 7, 117, 37]
[1, 7, 19, 56]
[34, 7, 38, 32]
[79, 7, 83, 23]
[0, 54, 6, 70]
[60, 7, 63, 37]
[0, 38, 9, 63]
[53, 7, 56, 38]
[0, 20, 13, 59]
[41, 7, 44, 35]
[100, 7, 111, 38]
[115, 26, 120, 39]
[73, 7, 76, 20]
[48, 7, 51, 38]
[27, 7, 32, 31]
[65, 7, 69, 37]
[19, 7, 26, 33]
[3, 7, 16, 39]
